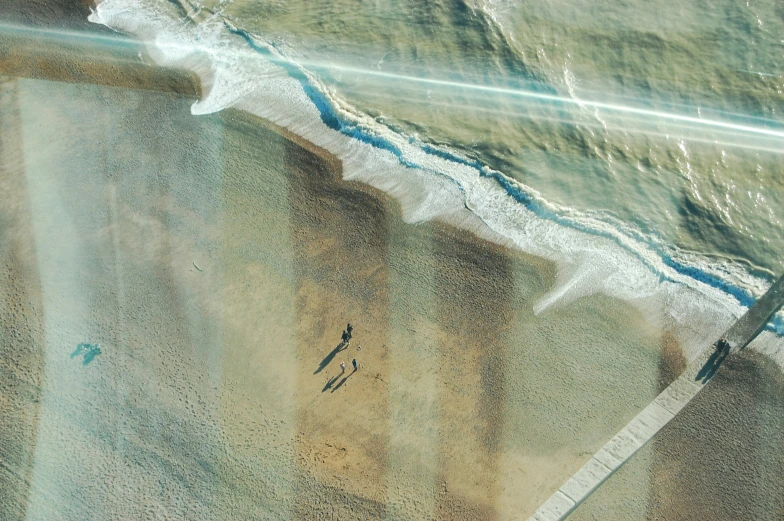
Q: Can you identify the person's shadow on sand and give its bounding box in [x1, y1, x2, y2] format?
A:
[696, 344, 730, 383]
[330, 369, 356, 393]
[314, 341, 346, 374]
[322, 374, 340, 392]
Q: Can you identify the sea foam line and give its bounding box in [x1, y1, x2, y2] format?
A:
[222, 20, 783, 332]
[87, 0, 783, 341]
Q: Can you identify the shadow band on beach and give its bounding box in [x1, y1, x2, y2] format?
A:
[283, 124, 392, 519]
[433, 225, 512, 520]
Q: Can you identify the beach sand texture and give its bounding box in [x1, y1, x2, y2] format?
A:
[0, 73, 662, 520]
[570, 347, 784, 521]
[1, 2, 783, 520]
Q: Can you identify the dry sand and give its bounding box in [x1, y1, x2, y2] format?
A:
[570, 347, 784, 521]
[0, 77, 662, 519]
[1, 2, 782, 521]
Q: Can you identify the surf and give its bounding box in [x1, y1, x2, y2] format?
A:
[88, 0, 784, 349]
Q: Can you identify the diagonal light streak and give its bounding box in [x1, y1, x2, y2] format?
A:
[295, 61, 784, 140]
[0, 21, 138, 46]
[2, 20, 783, 144]
[344, 87, 784, 154]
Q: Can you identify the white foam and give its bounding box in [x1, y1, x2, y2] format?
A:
[89, 0, 783, 365]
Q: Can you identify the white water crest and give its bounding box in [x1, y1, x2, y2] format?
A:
[89, 0, 782, 361]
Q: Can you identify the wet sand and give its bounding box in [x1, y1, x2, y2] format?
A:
[4, 2, 774, 520]
[0, 0, 198, 96]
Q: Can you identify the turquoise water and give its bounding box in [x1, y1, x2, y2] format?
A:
[89, 0, 784, 335]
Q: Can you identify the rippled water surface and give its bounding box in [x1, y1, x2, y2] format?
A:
[90, 0, 784, 336]
[203, 0, 784, 275]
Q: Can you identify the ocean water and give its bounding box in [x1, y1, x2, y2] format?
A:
[88, 0, 784, 344]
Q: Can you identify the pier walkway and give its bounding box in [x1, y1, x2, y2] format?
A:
[528, 274, 784, 521]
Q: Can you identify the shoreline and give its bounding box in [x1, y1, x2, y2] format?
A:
[7, 0, 784, 339]
[0, 0, 200, 97]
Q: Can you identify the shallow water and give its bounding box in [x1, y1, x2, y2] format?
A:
[203, 0, 784, 276]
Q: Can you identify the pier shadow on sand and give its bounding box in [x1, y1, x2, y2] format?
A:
[314, 341, 346, 374]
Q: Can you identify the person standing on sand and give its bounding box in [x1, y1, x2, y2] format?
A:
[352, 358, 358, 372]
[340, 361, 346, 374]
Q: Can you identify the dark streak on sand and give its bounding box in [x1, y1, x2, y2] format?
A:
[658, 331, 687, 393]
[650, 349, 784, 521]
[283, 119, 392, 517]
[433, 225, 513, 520]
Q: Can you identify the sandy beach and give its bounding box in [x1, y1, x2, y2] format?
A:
[570, 347, 784, 521]
[1, 2, 783, 520]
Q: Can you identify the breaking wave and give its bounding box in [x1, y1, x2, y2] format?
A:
[89, 0, 783, 349]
